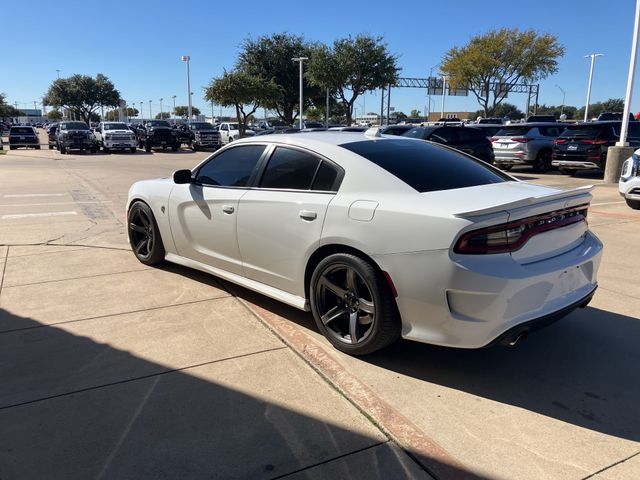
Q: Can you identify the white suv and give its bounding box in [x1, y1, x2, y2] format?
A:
[619, 149, 640, 209]
[94, 122, 138, 153]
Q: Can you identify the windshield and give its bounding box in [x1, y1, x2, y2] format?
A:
[103, 123, 128, 130]
[146, 120, 171, 127]
[190, 122, 215, 131]
[60, 122, 89, 131]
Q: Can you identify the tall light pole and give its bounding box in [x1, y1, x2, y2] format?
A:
[56, 69, 60, 79]
[140, 102, 144, 121]
[181, 55, 192, 120]
[159, 98, 163, 119]
[555, 84, 566, 115]
[584, 53, 603, 121]
[440, 74, 448, 119]
[618, 0, 640, 147]
[292, 56, 308, 129]
[172, 95, 176, 118]
[149, 100, 152, 119]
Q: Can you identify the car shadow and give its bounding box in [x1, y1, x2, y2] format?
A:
[213, 277, 640, 444]
[0, 307, 481, 479]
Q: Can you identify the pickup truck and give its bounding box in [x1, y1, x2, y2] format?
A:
[218, 122, 255, 145]
[94, 122, 137, 153]
[187, 122, 221, 151]
[135, 120, 180, 152]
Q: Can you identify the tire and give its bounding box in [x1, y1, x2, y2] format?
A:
[90, 146, 97, 154]
[559, 168, 576, 176]
[309, 253, 401, 355]
[145, 140, 151, 152]
[191, 143, 198, 152]
[127, 201, 165, 265]
[533, 150, 552, 173]
[228, 137, 234, 143]
[626, 198, 640, 210]
[48, 144, 53, 150]
[103, 146, 110, 153]
[9, 145, 15, 150]
[172, 143, 179, 152]
[498, 164, 512, 171]
[35, 145, 41, 150]
[59, 144, 66, 154]
[130, 147, 136, 153]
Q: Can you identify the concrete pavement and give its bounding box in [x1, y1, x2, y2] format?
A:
[1, 134, 639, 479]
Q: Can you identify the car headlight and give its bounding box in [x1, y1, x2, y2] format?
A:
[621, 154, 639, 181]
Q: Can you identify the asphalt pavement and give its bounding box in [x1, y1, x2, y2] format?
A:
[0, 130, 638, 480]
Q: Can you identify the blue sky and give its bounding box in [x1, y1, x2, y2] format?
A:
[3, 0, 639, 118]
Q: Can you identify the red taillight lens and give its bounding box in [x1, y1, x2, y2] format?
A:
[510, 137, 532, 143]
[581, 139, 607, 144]
[554, 138, 567, 144]
[489, 137, 498, 142]
[454, 206, 588, 254]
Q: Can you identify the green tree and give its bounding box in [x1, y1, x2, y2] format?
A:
[46, 109, 63, 120]
[472, 102, 524, 120]
[237, 33, 317, 125]
[43, 74, 121, 124]
[535, 104, 578, 120]
[155, 112, 171, 119]
[576, 98, 624, 120]
[0, 93, 20, 118]
[441, 28, 564, 116]
[174, 105, 201, 118]
[205, 70, 279, 135]
[410, 109, 421, 118]
[307, 34, 400, 126]
[395, 111, 407, 121]
[105, 107, 139, 121]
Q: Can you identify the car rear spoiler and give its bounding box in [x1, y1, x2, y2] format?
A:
[454, 185, 595, 218]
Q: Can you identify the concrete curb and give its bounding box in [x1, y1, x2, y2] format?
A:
[233, 291, 481, 480]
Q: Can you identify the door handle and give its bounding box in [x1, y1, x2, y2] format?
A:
[222, 205, 235, 214]
[299, 210, 317, 221]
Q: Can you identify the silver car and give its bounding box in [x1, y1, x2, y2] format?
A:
[492, 123, 564, 172]
[619, 150, 640, 209]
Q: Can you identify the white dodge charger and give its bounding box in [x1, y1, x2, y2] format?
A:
[127, 130, 602, 355]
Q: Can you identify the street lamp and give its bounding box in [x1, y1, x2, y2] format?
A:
[172, 95, 176, 118]
[292, 56, 308, 129]
[56, 69, 60, 79]
[427, 62, 440, 122]
[149, 100, 152, 119]
[159, 98, 163, 119]
[584, 53, 603, 121]
[440, 74, 448, 119]
[555, 84, 566, 115]
[140, 102, 144, 121]
[618, 0, 640, 147]
[181, 55, 192, 120]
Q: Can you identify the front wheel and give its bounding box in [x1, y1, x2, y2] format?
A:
[172, 143, 179, 152]
[127, 201, 165, 265]
[35, 145, 41, 150]
[59, 144, 66, 154]
[310, 253, 401, 355]
[144, 140, 151, 152]
[130, 147, 137, 153]
[626, 198, 640, 210]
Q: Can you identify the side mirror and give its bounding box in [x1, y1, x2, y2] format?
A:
[173, 169, 193, 184]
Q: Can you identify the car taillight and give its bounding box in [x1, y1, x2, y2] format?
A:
[489, 137, 499, 142]
[554, 138, 568, 144]
[510, 137, 532, 142]
[581, 139, 607, 144]
[454, 206, 588, 254]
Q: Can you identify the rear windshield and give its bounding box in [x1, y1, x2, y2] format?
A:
[341, 139, 511, 193]
[10, 127, 34, 134]
[559, 125, 608, 138]
[495, 126, 531, 136]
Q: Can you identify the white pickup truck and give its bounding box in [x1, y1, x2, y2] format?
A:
[218, 122, 255, 145]
[94, 122, 138, 153]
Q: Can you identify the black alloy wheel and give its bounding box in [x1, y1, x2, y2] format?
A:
[310, 253, 400, 355]
[127, 201, 165, 265]
[533, 150, 552, 173]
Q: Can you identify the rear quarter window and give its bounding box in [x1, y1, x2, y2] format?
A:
[341, 139, 511, 193]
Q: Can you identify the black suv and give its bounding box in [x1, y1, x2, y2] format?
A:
[552, 121, 640, 174]
[47, 124, 58, 149]
[136, 120, 179, 152]
[185, 122, 221, 151]
[55, 121, 97, 154]
[402, 125, 495, 164]
[9, 126, 40, 150]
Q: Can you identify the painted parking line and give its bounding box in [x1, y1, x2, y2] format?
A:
[1, 211, 78, 220]
[3, 193, 66, 198]
[591, 200, 626, 206]
[0, 201, 113, 208]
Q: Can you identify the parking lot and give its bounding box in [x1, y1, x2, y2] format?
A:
[1, 130, 639, 479]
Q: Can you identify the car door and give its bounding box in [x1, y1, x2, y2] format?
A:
[237, 145, 342, 296]
[168, 144, 267, 275]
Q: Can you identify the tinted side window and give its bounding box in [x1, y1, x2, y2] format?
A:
[432, 127, 454, 143]
[195, 145, 266, 187]
[540, 126, 561, 137]
[260, 147, 321, 190]
[311, 162, 340, 191]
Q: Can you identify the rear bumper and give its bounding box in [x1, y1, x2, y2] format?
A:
[373, 231, 603, 349]
[552, 152, 604, 170]
[494, 150, 533, 164]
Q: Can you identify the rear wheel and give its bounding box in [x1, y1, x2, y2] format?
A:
[35, 145, 41, 150]
[533, 150, 552, 172]
[626, 198, 640, 210]
[310, 253, 401, 355]
[172, 143, 179, 152]
[191, 143, 198, 152]
[127, 201, 165, 265]
[130, 147, 136, 153]
[9, 145, 15, 150]
[48, 144, 53, 150]
[103, 146, 110, 153]
[59, 144, 66, 154]
[145, 140, 151, 152]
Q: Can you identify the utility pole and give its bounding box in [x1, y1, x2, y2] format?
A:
[149, 100, 152, 119]
[172, 95, 176, 118]
[292, 56, 308, 129]
[440, 75, 448, 119]
[181, 55, 192, 120]
[555, 84, 566, 115]
[159, 98, 163, 119]
[584, 53, 603, 121]
[56, 69, 60, 79]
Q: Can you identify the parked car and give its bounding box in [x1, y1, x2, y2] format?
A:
[477, 117, 505, 124]
[619, 150, 640, 209]
[186, 122, 222, 151]
[469, 124, 504, 140]
[526, 115, 556, 123]
[127, 132, 602, 355]
[93, 122, 137, 153]
[402, 125, 494, 164]
[218, 122, 256, 145]
[8, 126, 40, 150]
[55, 121, 97, 154]
[552, 121, 640, 175]
[380, 125, 415, 136]
[47, 124, 58, 149]
[135, 120, 180, 152]
[597, 112, 636, 122]
[491, 123, 564, 172]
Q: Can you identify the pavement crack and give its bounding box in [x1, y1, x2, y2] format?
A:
[581, 450, 640, 479]
[0, 245, 9, 300]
